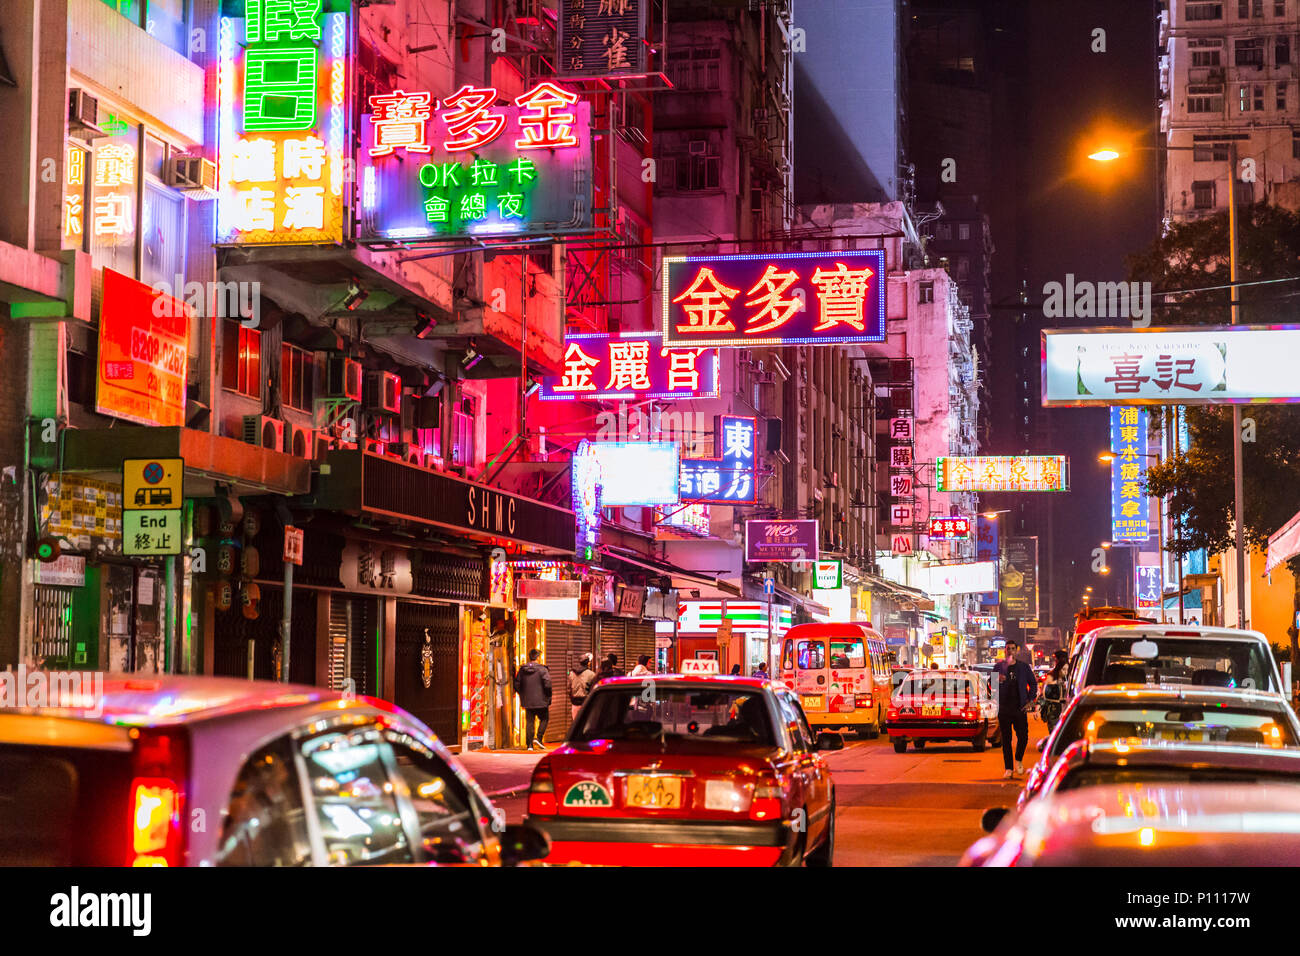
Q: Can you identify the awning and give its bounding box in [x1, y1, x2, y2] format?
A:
[1162, 588, 1203, 611]
[598, 545, 740, 596]
[862, 572, 926, 601]
[1266, 508, 1300, 574]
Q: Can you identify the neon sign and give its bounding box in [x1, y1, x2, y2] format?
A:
[574, 441, 680, 508]
[541, 332, 719, 401]
[217, 1, 348, 244]
[358, 82, 593, 242]
[572, 440, 603, 562]
[662, 250, 887, 347]
[63, 145, 85, 243]
[1110, 406, 1150, 543]
[936, 456, 1069, 493]
[680, 415, 757, 504]
[927, 516, 971, 540]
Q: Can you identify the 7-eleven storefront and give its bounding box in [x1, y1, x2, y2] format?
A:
[667, 599, 793, 675]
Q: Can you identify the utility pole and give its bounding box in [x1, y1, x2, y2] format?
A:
[1228, 142, 1249, 630]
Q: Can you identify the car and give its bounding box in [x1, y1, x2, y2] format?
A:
[885, 668, 997, 753]
[1015, 685, 1300, 810]
[962, 780, 1300, 866]
[1066, 624, 1284, 700]
[0, 674, 549, 867]
[522, 675, 841, 867]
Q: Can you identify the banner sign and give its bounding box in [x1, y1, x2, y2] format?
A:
[572, 441, 679, 507]
[1042, 325, 1300, 405]
[217, 0, 349, 244]
[745, 520, 818, 563]
[813, 559, 843, 589]
[970, 613, 998, 631]
[96, 269, 191, 428]
[1110, 406, 1150, 543]
[662, 250, 886, 347]
[1135, 564, 1162, 612]
[1001, 537, 1039, 620]
[542, 332, 719, 401]
[680, 415, 757, 504]
[975, 514, 999, 605]
[357, 81, 592, 242]
[937, 455, 1068, 493]
[556, 0, 648, 78]
[928, 515, 971, 540]
[918, 561, 998, 595]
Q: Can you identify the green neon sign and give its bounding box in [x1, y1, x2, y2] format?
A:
[243, 0, 323, 132]
[416, 156, 538, 230]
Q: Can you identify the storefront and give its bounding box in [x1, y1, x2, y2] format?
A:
[672, 598, 793, 675]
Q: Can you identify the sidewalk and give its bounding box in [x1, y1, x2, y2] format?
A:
[455, 748, 549, 797]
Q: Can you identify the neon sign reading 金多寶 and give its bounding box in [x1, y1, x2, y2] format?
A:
[542, 332, 719, 401]
[358, 82, 593, 242]
[679, 416, 757, 505]
[217, 0, 348, 245]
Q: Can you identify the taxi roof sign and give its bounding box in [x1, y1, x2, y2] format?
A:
[681, 658, 720, 675]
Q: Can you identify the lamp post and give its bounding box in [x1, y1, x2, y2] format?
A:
[1089, 143, 1248, 630]
[1098, 448, 1167, 617]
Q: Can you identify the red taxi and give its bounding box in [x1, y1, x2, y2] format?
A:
[886, 668, 994, 752]
[523, 675, 841, 866]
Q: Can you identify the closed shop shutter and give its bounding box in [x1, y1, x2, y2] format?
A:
[598, 616, 626, 670]
[393, 600, 459, 745]
[213, 585, 316, 684]
[543, 618, 595, 742]
[625, 619, 655, 673]
[328, 594, 377, 696]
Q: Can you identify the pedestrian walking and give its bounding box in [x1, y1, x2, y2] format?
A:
[628, 654, 652, 677]
[595, 653, 625, 685]
[754, 661, 770, 680]
[568, 653, 596, 722]
[995, 640, 1037, 779]
[1039, 649, 1069, 733]
[514, 649, 552, 751]
[729, 664, 742, 675]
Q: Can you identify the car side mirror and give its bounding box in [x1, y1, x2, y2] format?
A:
[499, 823, 551, 867]
[815, 731, 845, 752]
[1035, 737, 1047, 752]
[981, 807, 1010, 833]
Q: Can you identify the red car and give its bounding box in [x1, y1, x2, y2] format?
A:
[886, 668, 995, 752]
[523, 675, 841, 866]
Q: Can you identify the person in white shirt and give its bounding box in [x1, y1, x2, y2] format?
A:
[628, 654, 652, 677]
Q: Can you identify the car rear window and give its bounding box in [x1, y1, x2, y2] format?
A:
[828, 639, 865, 669]
[1050, 704, 1295, 761]
[573, 688, 776, 746]
[1057, 766, 1300, 792]
[0, 747, 131, 865]
[895, 675, 976, 699]
[1087, 637, 1277, 692]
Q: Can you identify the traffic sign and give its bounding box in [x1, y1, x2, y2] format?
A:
[123, 458, 184, 510]
[283, 525, 304, 566]
[124, 509, 183, 555]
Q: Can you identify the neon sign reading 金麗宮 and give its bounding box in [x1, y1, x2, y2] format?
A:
[662, 250, 887, 347]
[679, 416, 757, 505]
[217, 0, 349, 245]
[358, 82, 593, 242]
[542, 332, 719, 401]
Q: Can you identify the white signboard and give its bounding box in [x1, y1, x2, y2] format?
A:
[681, 658, 720, 675]
[1043, 325, 1300, 405]
[918, 560, 998, 595]
[574, 441, 681, 506]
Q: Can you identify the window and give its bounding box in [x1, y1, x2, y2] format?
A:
[1238, 0, 1264, 15]
[781, 640, 794, 671]
[1279, 81, 1290, 110]
[956, 256, 970, 280]
[1236, 37, 1265, 66]
[299, 724, 413, 866]
[666, 47, 721, 91]
[1187, 1, 1223, 18]
[222, 319, 262, 398]
[1188, 95, 1223, 112]
[1190, 47, 1222, 67]
[795, 640, 825, 670]
[828, 639, 865, 669]
[1277, 35, 1291, 65]
[280, 343, 315, 411]
[386, 731, 488, 865]
[776, 690, 814, 752]
[141, 182, 185, 290]
[935, 222, 952, 240]
[101, 0, 190, 57]
[1193, 142, 1230, 161]
[89, 120, 140, 278]
[452, 395, 476, 466]
[1238, 83, 1265, 110]
[572, 687, 776, 746]
[1276, 0, 1286, 15]
[215, 736, 312, 866]
[1293, 133, 1300, 159]
[958, 222, 971, 240]
[918, 280, 935, 304]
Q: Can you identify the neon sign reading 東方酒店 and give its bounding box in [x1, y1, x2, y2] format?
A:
[217, 0, 349, 245]
[358, 82, 593, 242]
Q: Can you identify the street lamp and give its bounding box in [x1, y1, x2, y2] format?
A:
[1089, 142, 1248, 630]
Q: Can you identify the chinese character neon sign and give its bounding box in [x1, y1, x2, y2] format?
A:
[358, 82, 592, 242]
[541, 332, 719, 401]
[927, 516, 971, 540]
[663, 250, 886, 347]
[1110, 406, 1150, 543]
[936, 456, 1070, 493]
[63, 145, 85, 243]
[218, 1, 347, 245]
[680, 415, 757, 505]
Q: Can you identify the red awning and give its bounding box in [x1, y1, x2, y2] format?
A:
[1266, 508, 1300, 574]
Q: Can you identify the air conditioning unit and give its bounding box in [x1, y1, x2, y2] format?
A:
[325, 356, 363, 401]
[68, 89, 103, 137]
[165, 156, 218, 198]
[284, 422, 315, 459]
[363, 438, 385, 455]
[243, 414, 284, 451]
[390, 441, 425, 466]
[364, 370, 401, 413]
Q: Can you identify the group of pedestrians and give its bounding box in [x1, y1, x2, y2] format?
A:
[512, 650, 654, 750]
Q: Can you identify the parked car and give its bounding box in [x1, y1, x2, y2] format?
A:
[1066, 624, 1284, 700]
[523, 675, 841, 866]
[885, 668, 998, 753]
[0, 675, 548, 867]
[962, 780, 1300, 866]
[1016, 685, 1300, 810]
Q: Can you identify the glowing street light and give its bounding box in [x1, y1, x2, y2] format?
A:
[1088, 148, 1121, 162]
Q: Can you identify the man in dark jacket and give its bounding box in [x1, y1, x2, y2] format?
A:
[568, 653, 596, 721]
[514, 649, 553, 751]
[995, 640, 1037, 778]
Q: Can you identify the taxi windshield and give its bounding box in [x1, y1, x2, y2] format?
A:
[1050, 705, 1296, 760]
[572, 688, 776, 746]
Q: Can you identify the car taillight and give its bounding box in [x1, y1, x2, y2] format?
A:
[128, 728, 188, 867]
[855, 694, 873, 707]
[961, 707, 979, 719]
[887, 706, 899, 719]
[749, 775, 784, 821]
[528, 757, 557, 816]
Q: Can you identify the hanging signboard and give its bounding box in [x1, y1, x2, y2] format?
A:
[937, 455, 1069, 493]
[745, 520, 818, 562]
[556, 0, 649, 78]
[927, 515, 971, 540]
[1001, 537, 1039, 620]
[1109, 406, 1150, 543]
[662, 250, 887, 347]
[97, 270, 191, 428]
[680, 415, 757, 505]
[542, 332, 719, 401]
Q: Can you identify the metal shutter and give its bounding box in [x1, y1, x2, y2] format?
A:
[543, 618, 595, 742]
[598, 616, 626, 671]
[624, 619, 656, 673]
[393, 600, 459, 745]
[329, 594, 376, 696]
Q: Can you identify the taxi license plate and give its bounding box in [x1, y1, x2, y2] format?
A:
[801, 695, 824, 711]
[626, 775, 682, 809]
[922, 706, 942, 716]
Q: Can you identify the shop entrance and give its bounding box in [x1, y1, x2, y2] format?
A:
[393, 601, 459, 745]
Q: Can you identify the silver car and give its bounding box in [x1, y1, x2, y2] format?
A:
[0, 674, 549, 867]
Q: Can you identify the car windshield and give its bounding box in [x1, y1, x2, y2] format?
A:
[1050, 704, 1295, 760]
[1056, 767, 1300, 792]
[1086, 636, 1277, 692]
[572, 687, 776, 746]
[895, 675, 976, 699]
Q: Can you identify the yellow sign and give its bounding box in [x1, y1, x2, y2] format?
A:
[123, 458, 184, 510]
